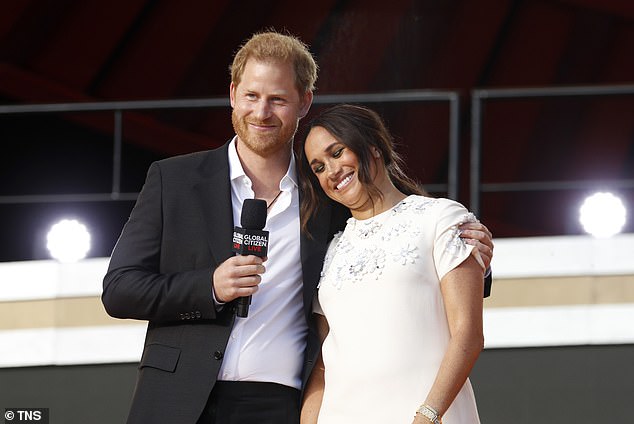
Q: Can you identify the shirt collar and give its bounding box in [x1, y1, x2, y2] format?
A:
[228, 136, 298, 191]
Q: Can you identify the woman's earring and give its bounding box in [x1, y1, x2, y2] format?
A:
[373, 149, 381, 158]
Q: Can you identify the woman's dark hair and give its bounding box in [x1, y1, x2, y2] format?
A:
[299, 104, 427, 235]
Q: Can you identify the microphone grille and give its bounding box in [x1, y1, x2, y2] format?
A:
[240, 198, 267, 230]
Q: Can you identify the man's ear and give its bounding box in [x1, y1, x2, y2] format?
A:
[229, 82, 236, 108]
[298, 90, 313, 119]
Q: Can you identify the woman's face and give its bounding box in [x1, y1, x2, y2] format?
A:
[304, 126, 374, 213]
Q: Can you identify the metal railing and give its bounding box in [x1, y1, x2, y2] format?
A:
[6, 83, 631, 217]
[0, 90, 461, 204]
[470, 84, 634, 215]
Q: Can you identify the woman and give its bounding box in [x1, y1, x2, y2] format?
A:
[299, 104, 485, 424]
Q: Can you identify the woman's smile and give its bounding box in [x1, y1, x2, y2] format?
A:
[335, 173, 354, 191]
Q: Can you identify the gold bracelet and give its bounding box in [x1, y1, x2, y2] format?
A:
[416, 404, 442, 424]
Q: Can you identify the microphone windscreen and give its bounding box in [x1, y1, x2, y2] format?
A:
[240, 198, 267, 230]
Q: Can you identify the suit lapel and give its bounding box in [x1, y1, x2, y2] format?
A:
[193, 142, 235, 266]
[299, 194, 332, 320]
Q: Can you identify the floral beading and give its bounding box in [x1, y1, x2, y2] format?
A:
[320, 196, 475, 290]
[392, 243, 418, 265]
[349, 217, 382, 239]
[445, 212, 478, 257]
[321, 197, 440, 289]
[383, 221, 418, 242]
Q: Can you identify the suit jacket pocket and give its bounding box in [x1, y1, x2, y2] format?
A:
[139, 343, 181, 373]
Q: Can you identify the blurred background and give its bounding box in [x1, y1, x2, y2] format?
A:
[0, 1, 633, 423]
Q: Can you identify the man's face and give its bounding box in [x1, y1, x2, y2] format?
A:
[230, 59, 312, 158]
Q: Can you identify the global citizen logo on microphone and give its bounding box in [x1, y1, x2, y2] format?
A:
[4, 409, 49, 423]
[232, 228, 269, 257]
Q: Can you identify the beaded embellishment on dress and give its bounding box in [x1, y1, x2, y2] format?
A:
[319, 196, 478, 290]
[321, 197, 436, 288]
[445, 212, 478, 256]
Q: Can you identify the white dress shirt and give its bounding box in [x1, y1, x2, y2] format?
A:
[217, 137, 307, 389]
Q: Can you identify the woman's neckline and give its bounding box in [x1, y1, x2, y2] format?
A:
[349, 194, 414, 222]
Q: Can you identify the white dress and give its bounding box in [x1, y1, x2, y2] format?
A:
[314, 195, 483, 424]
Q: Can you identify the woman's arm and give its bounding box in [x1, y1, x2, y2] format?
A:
[301, 314, 330, 424]
[413, 255, 485, 423]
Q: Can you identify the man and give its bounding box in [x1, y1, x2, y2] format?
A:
[102, 31, 494, 424]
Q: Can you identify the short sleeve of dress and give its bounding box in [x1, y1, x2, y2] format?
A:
[432, 199, 485, 281]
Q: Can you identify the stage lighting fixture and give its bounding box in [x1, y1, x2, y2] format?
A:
[579, 192, 627, 238]
[46, 219, 91, 262]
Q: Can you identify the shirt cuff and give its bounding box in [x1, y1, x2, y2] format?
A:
[484, 266, 492, 278]
[211, 286, 226, 311]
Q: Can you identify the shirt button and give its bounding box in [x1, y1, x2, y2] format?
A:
[213, 350, 224, 360]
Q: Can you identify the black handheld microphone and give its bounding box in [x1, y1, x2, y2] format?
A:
[231, 198, 269, 318]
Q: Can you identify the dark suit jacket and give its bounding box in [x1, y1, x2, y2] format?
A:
[102, 142, 348, 424]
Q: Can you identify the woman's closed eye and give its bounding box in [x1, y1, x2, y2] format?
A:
[310, 146, 345, 174]
[312, 164, 325, 174]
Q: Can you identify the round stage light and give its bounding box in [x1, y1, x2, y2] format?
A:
[579, 192, 627, 238]
[46, 219, 91, 262]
